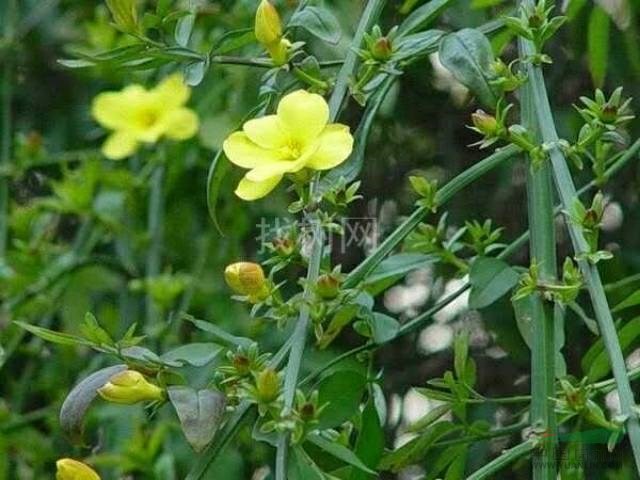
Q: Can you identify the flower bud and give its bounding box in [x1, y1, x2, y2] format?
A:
[97, 370, 164, 405]
[471, 110, 498, 136]
[56, 459, 101, 480]
[255, 0, 283, 46]
[224, 262, 269, 301]
[371, 37, 393, 61]
[105, 0, 138, 33]
[272, 237, 295, 257]
[256, 368, 280, 403]
[316, 273, 340, 299]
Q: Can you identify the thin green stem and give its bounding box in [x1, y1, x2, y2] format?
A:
[145, 162, 165, 328]
[467, 440, 537, 480]
[520, 11, 640, 474]
[519, 30, 557, 479]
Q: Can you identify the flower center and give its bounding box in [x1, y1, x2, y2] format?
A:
[284, 140, 303, 159]
[137, 109, 160, 129]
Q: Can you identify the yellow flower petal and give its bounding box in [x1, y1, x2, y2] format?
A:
[153, 73, 191, 108]
[92, 86, 145, 130]
[223, 132, 286, 169]
[101, 131, 138, 160]
[276, 90, 329, 146]
[162, 107, 199, 140]
[235, 174, 282, 200]
[242, 115, 288, 149]
[56, 459, 101, 480]
[306, 124, 354, 170]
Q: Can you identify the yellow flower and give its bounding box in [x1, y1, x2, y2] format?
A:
[92, 74, 199, 160]
[224, 262, 269, 302]
[223, 90, 354, 201]
[97, 370, 164, 404]
[56, 459, 101, 480]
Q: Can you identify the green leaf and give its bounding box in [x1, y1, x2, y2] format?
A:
[397, 0, 454, 36]
[161, 343, 222, 367]
[306, 433, 375, 474]
[468, 257, 520, 309]
[408, 403, 451, 432]
[582, 317, 640, 381]
[288, 446, 325, 480]
[438, 28, 500, 108]
[350, 398, 384, 480]
[80, 312, 113, 346]
[318, 304, 360, 349]
[175, 12, 195, 47]
[211, 28, 255, 55]
[362, 253, 438, 296]
[370, 312, 400, 344]
[317, 370, 367, 429]
[289, 6, 342, 45]
[183, 315, 253, 348]
[15, 321, 93, 347]
[183, 60, 207, 86]
[167, 386, 227, 452]
[426, 444, 468, 480]
[394, 30, 445, 61]
[379, 421, 461, 472]
[612, 289, 640, 313]
[60, 364, 127, 442]
[588, 6, 610, 88]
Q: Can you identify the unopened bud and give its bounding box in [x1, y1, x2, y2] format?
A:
[256, 368, 280, 403]
[224, 262, 269, 301]
[601, 104, 618, 124]
[255, 0, 283, 46]
[56, 459, 101, 480]
[471, 110, 498, 136]
[316, 273, 340, 299]
[272, 237, 295, 257]
[371, 37, 393, 61]
[97, 370, 164, 405]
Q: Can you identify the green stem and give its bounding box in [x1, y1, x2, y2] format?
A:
[274, 215, 324, 478]
[520, 14, 640, 474]
[466, 440, 537, 480]
[275, 2, 387, 477]
[0, 0, 16, 258]
[145, 162, 165, 328]
[519, 31, 557, 480]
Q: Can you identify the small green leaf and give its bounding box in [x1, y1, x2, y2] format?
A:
[397, 0, 454, 36]
[288, 446, 325, 480]
[289, 6, 342, 45]
[168, 386, 226, 452]
[60, 364, 127, 442]
[80, 312, 113, 346]
[306, 433, 375, 474]
[588, 6, 610, 88]
[370, 312, 400, 344]
[317, 370, 367, 429]
[15, 321, 92, 347]
[612, 289, 640, 313]
[438, 29, 500, 108]
[468, 257, 520, 309]
[175, 12, 195, 47]
[350, 398, 384, 480]
[363, 253, 438, 295]
[582, 317, 640, 381]
[211, 28, 255, 55]
[161, 343, 222, 367]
